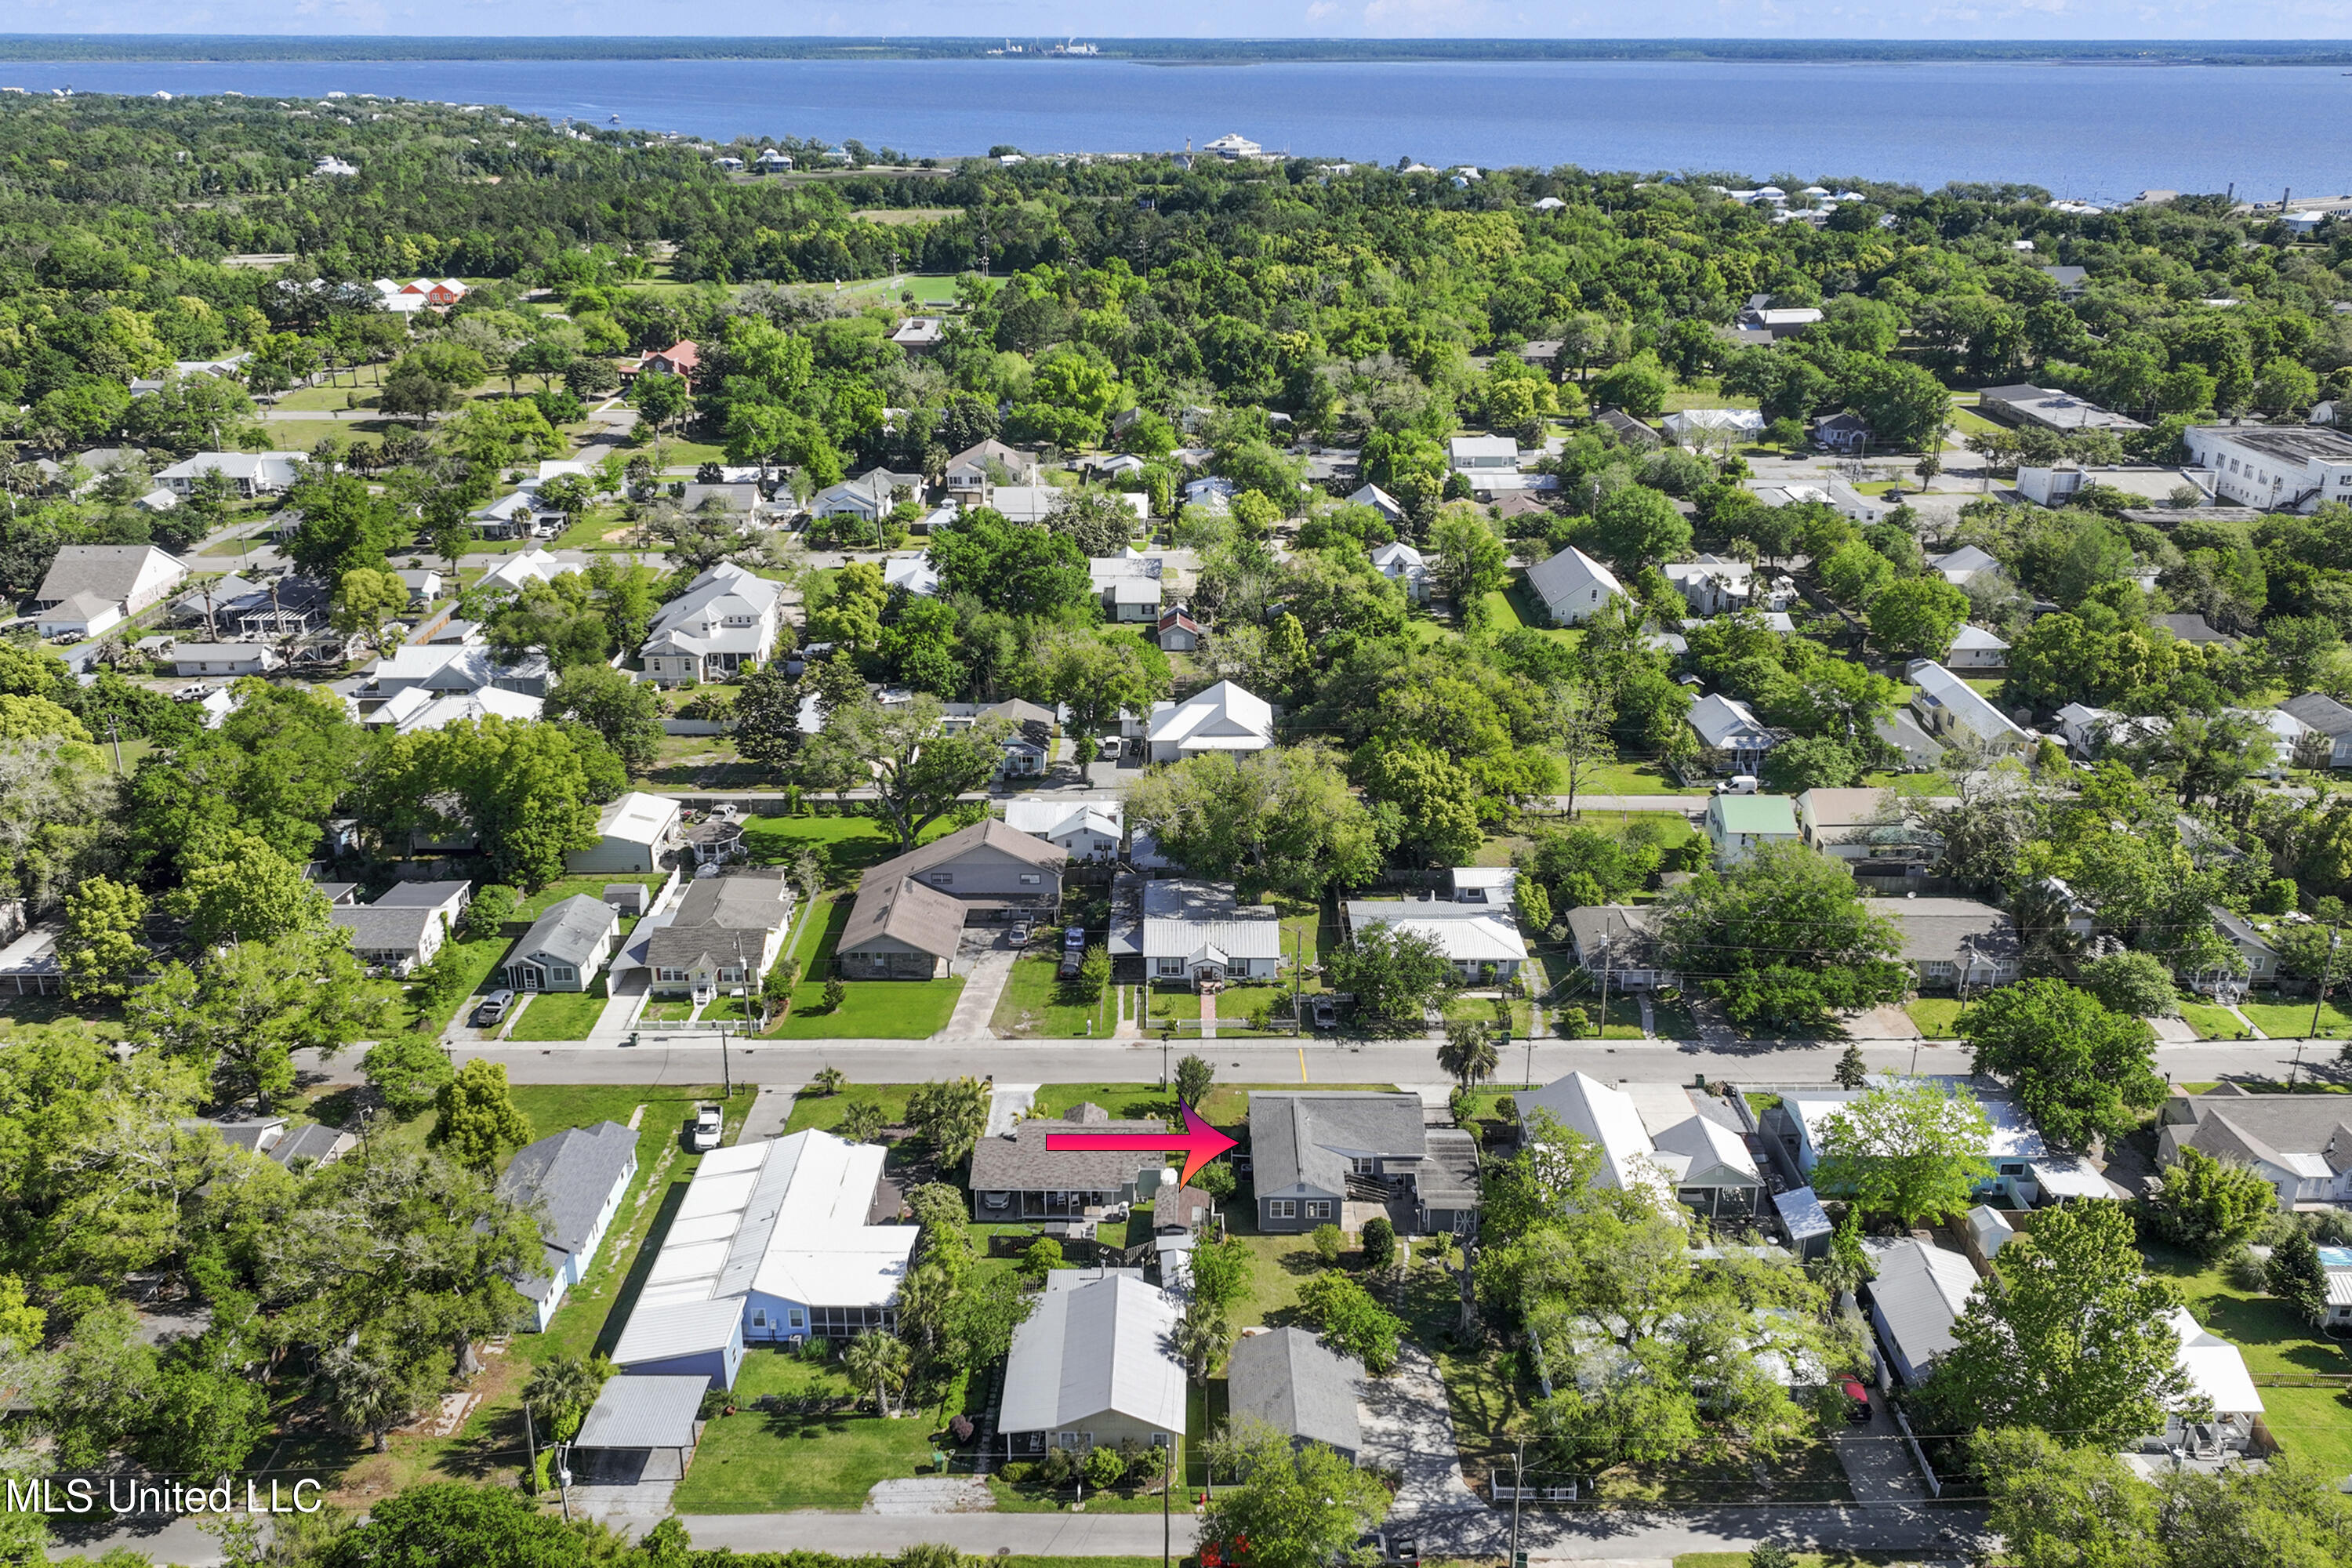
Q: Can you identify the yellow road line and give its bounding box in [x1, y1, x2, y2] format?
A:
[1298, 1047, 1308, 1082]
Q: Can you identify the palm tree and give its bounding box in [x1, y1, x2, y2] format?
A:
[838, 1101, 885, 1145]
[1437, 1019, 1500, 1090]
[842, 1329, 909, 1417]
[522, 1353, 612, 1443]
[811, 1065, 848, 1097]
[1173, 1304, 1229, 1385]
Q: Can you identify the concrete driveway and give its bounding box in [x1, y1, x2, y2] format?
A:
[944, 935, 1019, 1038]
[1359, 1344, 1486, 1515]
[1828, 1386, 1925, 1503]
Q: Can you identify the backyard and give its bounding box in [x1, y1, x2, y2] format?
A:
[2141, 1241, 2352, 1477]
[768, 892, 964, 1039]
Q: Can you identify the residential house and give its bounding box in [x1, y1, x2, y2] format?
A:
[2158, 1089, 2352, 1207]
[1563, 905, 1675, 990]
[811, 466, 923, 522]
[1002, 798, 1123, 861]
[644, 872, 794, 1000]
[1813, 412, 1872, 453]
[1156, 605, 1202, 652]
[503, 895, 621, 993]
[1112, 877, 1283, 989]
[837, 821, 1067, 979]
[128, 354, 252, 396]
[835, 874, 965, 980]
[1977, 383, 2146, 434]
[1863, 1237, 1978, 1388]
[612, 1130, 916, 1388]
[567, 792, 682, 876]
[1226, 1328, 1363, 1462]
[2203, 906, 2281, 992]
[1737, 301, 1824, 339]
[1342, 882, 1527, 982]
[1796, 787, 1942, 875]
[2281, 693, 2352, 767]
[2184, 424, 2352, 512]
[641, 340, 700, 378]
[1907, 660, 2031, 751]
[2157, 612, 2236, 648]
[32, 544, 189, 638]
[1881, 898, 2020, 991]
[154, 452, 304, 498]
[1703, 792, 1802, 866]
[1345, 483, 1406, 524]
[394, 568, 444, 607]
[1926, 545, 2001, 586]
[165, 643, 281, 678]
[883, 554, 940, 597]
[328, 900, 449, 976]
[1519, 1073, 1764, 1221]
[1781, 1080, 2123, 1207]
[1182, 476, 1238, 514]
[1524, 546, 1625, 626]
[362, 685, 545, 735]
[677, 482, 769, 524]
[473, 489, 569, 539]
[1946, 625, 2010, 670]
[1594, 409, 1661, 449]
[943, 438, 1036, 506]
[641, 564, 784, 686]
[986, 485, 1062, 524]
[1447, 434, 1519, 471]
[2146, 1308, 2264, 1457]
[1662, 408, 1766, 446]
[2322, 1249, 2352, 1328]
[1089, 554, 1164, 622]
[497, 1121, 640, 1331]
[1687, 693, 1780, 775]
[1370, 540, 1428, 603]
[1662, 555, 1790, 617]
[2055, 702, 2168, 756]
[1247, 1091, 1479, 1236]
[1146, 681, 1274, 763]
[967, 1102, 1170, 1221]
[997, 1272, 1185, 1457]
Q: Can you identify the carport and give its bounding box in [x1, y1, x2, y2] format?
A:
[570, 1374, 706, 1485]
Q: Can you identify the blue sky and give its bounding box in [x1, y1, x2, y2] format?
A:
[10, 1, 2352, 40]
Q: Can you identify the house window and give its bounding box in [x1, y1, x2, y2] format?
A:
[751, 1309, 768, 1329]
[1020, 873, 1040, 886]
[1998, 1162, 2027, 1177]
[1156, 958, 1184, 977]
[1305, 1200, 1334, 1219]
[787, 1308, 804, 1328]
[928, 872, 953, 887]
[1269, 1200, 1297, 1219]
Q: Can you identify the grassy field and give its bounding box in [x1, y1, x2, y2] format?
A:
[504, 977, 608, 1041]
[742, 812, 953, 886]
[1904, 997, 1966, 1037]
[673, 1401, 942, 1511]
[1562, 760, 1703, 797]
[2179, 1000, 2255, 1040]
[2236, 996, 2352, 1040]
[786, 1083, 917, 1134]
[990, 953, 1115, 1037]
[2141, 1241, 2352, 1476]
[769, 893, 964, 1039]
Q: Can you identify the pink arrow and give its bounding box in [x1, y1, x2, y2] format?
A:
[1044, 1099, 1238, 1187]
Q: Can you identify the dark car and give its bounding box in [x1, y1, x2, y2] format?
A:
[1357, 1532, 1420, 1568]
[1839, 1376, 1873, 1423]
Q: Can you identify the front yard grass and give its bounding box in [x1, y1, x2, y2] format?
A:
[1904, 996, 1965, 1037]
[505, 977, 608, 1041]
[2178, 1000, 2253, 1040]
[2237, 996, 2352, 1040]
[991, 953, 1114, 1037]
[672, 1402, 943, 1512]
[786, 1083, 916, 1134]
[768, 892, 964, 1039]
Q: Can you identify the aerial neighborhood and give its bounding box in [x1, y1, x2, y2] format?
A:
[2, 86, 2352, 1568]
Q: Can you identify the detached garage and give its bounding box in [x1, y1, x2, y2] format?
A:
[567, 791, 682, 876]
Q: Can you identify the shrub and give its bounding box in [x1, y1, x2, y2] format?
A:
[822, 976, 848, 1011]
[2224, 1246, 2269, 1292]
[1554, 1004, 1592, 1040]
[1494, 1095, 1519, 1121]
[1019, 1237, 1064, 1280]
[996, 1461, 1033, 1486]
[1082, 1443, 1126, 1490]
[1360, 1216, 1397, 1272]
[462, 884, 519, 941]
[1191, 1159, 1236, 1200]
[1311, 1223, 1345, 1265]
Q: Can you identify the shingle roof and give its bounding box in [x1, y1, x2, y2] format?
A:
[838, 875, 967, 963]
[372, 879, 472, 909]
[967, 1102, 1169, 1192]
[514, 894, 618, 969]
[328, 904, 440, 955]
[2282, 693, 2352, 737]
[1881, 898, 2016, 965]
[863, 818, 1069, 886]
[34, 544, 184, 608]
[497, 1120, 638, 1301]
[641, 872, 792, 971]
[1248, 1092, 1428, 1199]
[1227, 1327, 1363, 1453]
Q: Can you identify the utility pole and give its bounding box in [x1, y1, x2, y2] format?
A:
[1506, 1438, 1526, 1568]
[2310, 928, 2343, 1044]
[102, 713, 123, 775]
[1162, 1436, 1172, 1568]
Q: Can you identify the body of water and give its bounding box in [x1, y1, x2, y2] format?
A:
[7, 56, 2349, 203]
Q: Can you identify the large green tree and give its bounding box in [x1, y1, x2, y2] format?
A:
[1124, 743, 1385, 898]
[1657, 842, 1908, 1029]
[1813, 1078, 1994, 1226]
[1958, 978, 2166, 1152]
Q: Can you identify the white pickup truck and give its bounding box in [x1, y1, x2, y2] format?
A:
[689, 1103, 724, 1152]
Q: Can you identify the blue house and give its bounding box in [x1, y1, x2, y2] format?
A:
[495, 1120, 639, 1331]
[610, 1129, 916, 1389]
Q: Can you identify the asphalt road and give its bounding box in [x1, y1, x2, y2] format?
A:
[299, 1034, 2337, 1091]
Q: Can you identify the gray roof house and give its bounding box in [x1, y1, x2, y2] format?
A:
[1226, 1327, 1363, 1461]
[2158, 1087, 2352, 1207]
[1879, 898, 2020, 991]
[329, 902, 447, 977]
[1563, 904, 1674, 990]
[32, 544, 189, 637]
[967, 1102, 1171, 1221]
[1112, 877, 1283, 989]
[857, 818, 1069, 913]
[504, 895, 621, 993]
[837, 875, 966, 980]
[1247, 1091, 1479, 1237]
[997, 1271, 1186, 1457]
[2281, 693, 2352, 767]
[642, 872, 793, 999]
[1864, 1237, 1980, 1388]
[496, 1120, 641, 1330]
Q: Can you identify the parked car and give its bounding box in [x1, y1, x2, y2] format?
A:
[1312, 996, 1338, 1029]
[473, 989, 515, 1026]
[1358, 1532, 1421, 1568]
[1097, 735, 1120, 758]
[1713, 775, 1759, 795]
[1010, 920, 1032, 947]
[1839, 1376, 1873, 1423]
[689, 1102, 724, 1152]
[1063, 925, 1086, 953]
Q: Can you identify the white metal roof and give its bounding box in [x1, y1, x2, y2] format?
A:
[2169, 1308, 2263, 1417]
[997, 1272, 1186, 1437]
[597, 791, 681, 848]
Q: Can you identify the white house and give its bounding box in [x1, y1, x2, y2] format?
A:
[32, 544, 189, 638]
[165, 643, 281, 678]
[566, 791, 683, 875]
[1946, 625, 2009, 670]
[154, 452, 303, 499]
[1519, 1073, 1764, 1221]
[477, 546, 583, 597]
[1686, 692, 1779, 774]
[2281, 694, 2352, 767]
[1702, 793, 1802, 866]
[1002, 799, 1123, 861]
[1447, 434, 1519, 471]
[641, 564, 783, 686]
[1146, 681, 1274, 763]
[1926, 545, 2001, 586]
[1784, 1080, 2123, 1210]
[1370, 540, 1428, 603]
[883, 555, 940, 597]
[363, 685, 545, 735]
[497, 1122, 640, 1332]
[612, 1130, 916, 1388]
[2184, 425, 2352, 513]
[1523, 546, 1624, 626]
[1182, 476, 1238, 514]
[1661, 408, 1766, 446]
[1346, 483, 1406, 524]
[473, 490, 568, 540]
[1342, 893, 1527, 982]
[1907, 659, 2029, 751]
[943, 438, 1036, 506]
[1121, 878, 1284, 988]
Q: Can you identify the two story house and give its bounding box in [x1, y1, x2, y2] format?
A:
[1247, 1091, 1480, 1236]
[641, 564, 783, 686]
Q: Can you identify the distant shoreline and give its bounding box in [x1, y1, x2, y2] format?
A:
[4, 36, 2352, 67]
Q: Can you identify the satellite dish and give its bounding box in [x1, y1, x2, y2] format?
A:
[1158, 1167, 1177, 1190]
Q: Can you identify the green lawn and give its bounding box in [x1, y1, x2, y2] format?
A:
[505, 977, 608, 1041]
[742, 813, 953, 886]
[2141, 1243, 2352, 1476]
[2179, 1001, 2254, 1040]
[990, 953, 1114, 1037]
[671, 1402, 943, 1511]
[785, 1083, 916, 1134]
[1497, 571, 1577, 642]
[2237, 997, 2352, 1040]
[1904, 997, 1965, 1037]
[1564, 760, 1703, 797]
[1143, 989, 1202, 1022]
[768, 893, 964, 1039]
